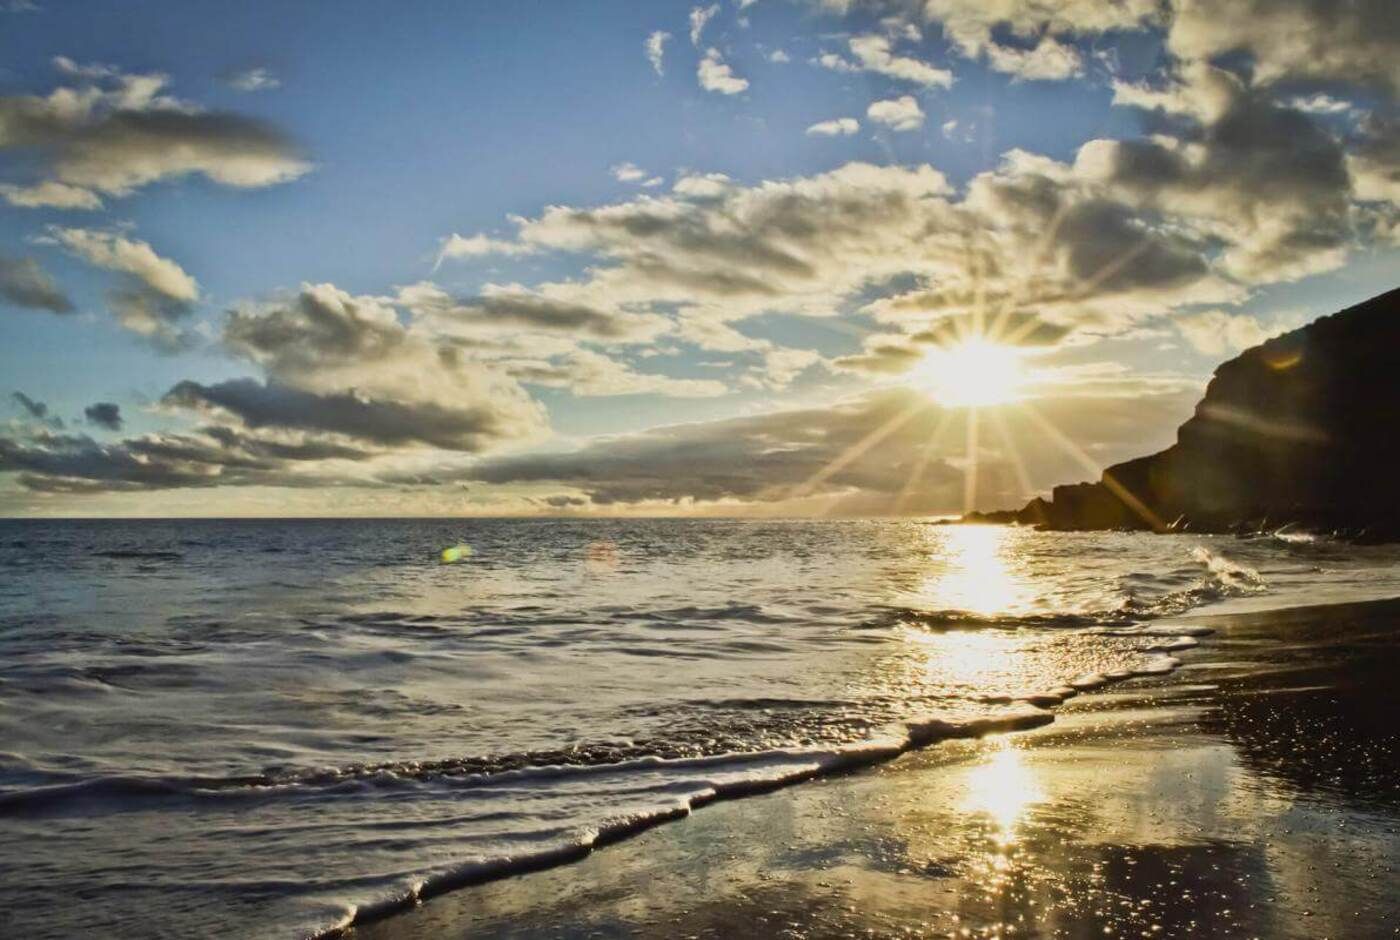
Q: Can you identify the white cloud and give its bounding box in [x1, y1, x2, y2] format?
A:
[835, 35, 953, 87]
[689, 4, 719, 46]
[867, 95, 924, 131]
[806, 117, 860, 136]
[436, 232, 538, 266]
[767, 49, 791, 63]
[644, 30, 671, 76]
[1174, 309, 1279, 356]
[672, 172, 733, 198]
[49, 228, 197, 301]
[1287, 93, 1355, 116]
[611, 162, 647, 182]
[698, 48, 749, 94]
[223, 67, 280, 92]
[983, 36, 1083, 81]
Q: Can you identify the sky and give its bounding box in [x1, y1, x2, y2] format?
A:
[1, 0, 1398, 517]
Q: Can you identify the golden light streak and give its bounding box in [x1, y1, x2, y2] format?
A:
[893, 406, 958, 514]
[962, 405, 980, 514]
[785, 397, 930, 504]
[1016, 400, 1168, 532]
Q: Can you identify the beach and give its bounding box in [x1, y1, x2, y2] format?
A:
[354, 596, 1400, 940]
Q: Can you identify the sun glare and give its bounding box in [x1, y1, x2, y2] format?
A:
[913, 339, 1026, 407]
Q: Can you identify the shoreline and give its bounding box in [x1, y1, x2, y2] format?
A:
[348, 595, 1400, 940]
[321, 648, 1186, 938]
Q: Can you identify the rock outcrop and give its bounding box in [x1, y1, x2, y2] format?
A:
[971, 286, 1400, 541]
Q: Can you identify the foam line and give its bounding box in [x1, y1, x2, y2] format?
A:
[308, 638, 1199, 940]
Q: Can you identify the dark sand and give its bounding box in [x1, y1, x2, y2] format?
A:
[352, 597, 1400, 940]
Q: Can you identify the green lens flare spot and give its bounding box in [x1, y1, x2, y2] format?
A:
[440, 544, 473, 564]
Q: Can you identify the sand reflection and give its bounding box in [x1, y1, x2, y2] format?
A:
[960, 740, 1043, 845]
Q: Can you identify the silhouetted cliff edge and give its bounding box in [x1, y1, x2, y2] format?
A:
[968, 286, 1400, 542]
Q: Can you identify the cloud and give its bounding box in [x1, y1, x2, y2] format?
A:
[48, 228, 198, 301]
[645, 30, 671, 76]
[689, 4, 719, 46]
[767, 49, 791, 64]
[1166, 0, 1400, 95]
[221, 66, 280, 92]
[698, 48, 749, 94]
[611, 164, 665, 188]
[460, 382, 1200, 513]
[0, 425, 376, 493]
[218, 282, 554, 448]
[503, 348, 728, 398]
[833, 340, 925, 375]
[820, 35, 952, 87]
[11, 391, 49, 419]
[983, 36, 1083, 81]
[163, 379, 535, 452]
[0, 181, 104, 209]
[834, 311, 1071, 376]
[1173, 309, 1277, 356]
[1091, 65, 1358, 282]
[867, 95, 924, 130]
[47, 228, 199, 348]
[436, 232, 539, 265]
[0, 255, 73, 313]
[83, 401, 123, 430]
[456, 156, 1250, 353]
[1288, 94, 1355, 116]
[0, 58, 309, 209]
[398, 281, 664, 342]
[1350, 126, 1400, 218]
[806, 117, 860, 136]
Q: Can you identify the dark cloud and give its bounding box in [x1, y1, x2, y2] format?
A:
[0, 424, 377, 494]
[163, 378, 530, 452]
[11, 391, 49, 419]
[0, 255, 73, 313]
[463, 293, 640, 339]
[462, 383, 1201, 513]
[1102, 68, 1360, 280]
[0, 61, 309, 208]
[833, 342, 925, 375]
[107, 288, 195, 351]
[83, 402, 123, 430]
[223, 285, 406, 375]
[463, 390, 951, 506]
[1168, 0, 1400, 95]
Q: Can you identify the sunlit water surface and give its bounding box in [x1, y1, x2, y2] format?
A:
[2, 518, 1398, 938]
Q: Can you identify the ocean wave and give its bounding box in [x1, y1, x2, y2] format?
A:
[92, 549, 184, 561]
[873, 547, 1265, 634]
[307, 647, 1196, 939]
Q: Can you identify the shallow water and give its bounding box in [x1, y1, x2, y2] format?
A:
[1, 518, 1398, 938]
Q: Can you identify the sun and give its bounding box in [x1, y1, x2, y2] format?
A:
[912, 338, 1026, 407]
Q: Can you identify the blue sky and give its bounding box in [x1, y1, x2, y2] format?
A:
[2, 0, 1398, 516]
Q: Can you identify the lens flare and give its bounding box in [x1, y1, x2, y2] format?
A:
[440, 544, 473, 564]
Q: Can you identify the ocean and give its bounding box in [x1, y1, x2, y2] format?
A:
[2, 518, 1399, 938]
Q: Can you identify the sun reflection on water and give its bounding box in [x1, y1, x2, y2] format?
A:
[919, 525, 1035, 616]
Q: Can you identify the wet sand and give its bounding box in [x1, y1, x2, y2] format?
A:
[351, 597, 1400, 940]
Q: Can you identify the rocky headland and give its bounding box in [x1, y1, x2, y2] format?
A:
[966, 287, 1400, 541]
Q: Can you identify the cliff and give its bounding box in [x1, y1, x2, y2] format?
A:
[974, 286, 1400, 541]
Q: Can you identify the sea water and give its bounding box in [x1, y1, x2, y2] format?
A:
[2, 518, 1398, 938]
